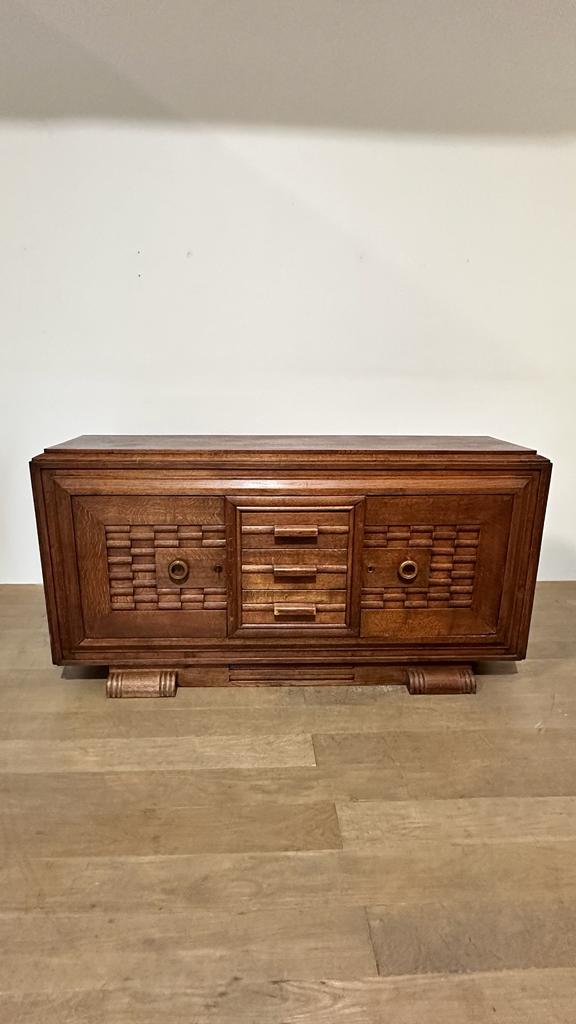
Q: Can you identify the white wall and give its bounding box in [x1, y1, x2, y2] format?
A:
[1, 1, 575, 583]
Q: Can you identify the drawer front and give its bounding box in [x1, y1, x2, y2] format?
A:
[242, 547, 348, 591]
[242, 590, 347, 626]
[360, 492, 514, 641]
[241, 510, 350, 550]
[73, 495, 228, 638]
[229, 498, 363, 634]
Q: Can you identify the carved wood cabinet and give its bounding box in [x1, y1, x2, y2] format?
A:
[30, 435, 551, 697]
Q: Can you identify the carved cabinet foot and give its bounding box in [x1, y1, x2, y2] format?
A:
[106, 669, 177, 698]
[406, 664, 476, 695]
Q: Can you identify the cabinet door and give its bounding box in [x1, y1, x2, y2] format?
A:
[361, 490, 517, 643]
[72, 494, 228, 639]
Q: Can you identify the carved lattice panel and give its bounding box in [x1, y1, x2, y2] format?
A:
[105, 524, 226, 611]
[361, 524, 480, 610]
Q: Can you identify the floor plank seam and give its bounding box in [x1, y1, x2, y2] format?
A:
[363, 905, 381, 977]
[310, 733, 320, 768]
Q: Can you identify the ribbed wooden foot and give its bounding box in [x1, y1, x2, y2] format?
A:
[406, 665, 476, 695]
[106, 669, 177, 698]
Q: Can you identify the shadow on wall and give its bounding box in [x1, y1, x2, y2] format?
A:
[1, 0, 575, 132]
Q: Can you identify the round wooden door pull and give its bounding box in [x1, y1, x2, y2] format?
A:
[398, 559, 418, 581]
[168, 558, 190, 584]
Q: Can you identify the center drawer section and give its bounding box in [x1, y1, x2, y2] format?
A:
[228, 499, 363, 633]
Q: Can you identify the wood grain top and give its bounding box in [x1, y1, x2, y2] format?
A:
[46, 434, 536, 453]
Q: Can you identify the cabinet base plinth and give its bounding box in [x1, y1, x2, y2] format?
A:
[106, 670, 177, 698]
[102, 663, 476, 696]
[406, 664, 476, 695]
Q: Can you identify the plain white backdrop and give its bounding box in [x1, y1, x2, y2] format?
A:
[1, 1, 575, 582]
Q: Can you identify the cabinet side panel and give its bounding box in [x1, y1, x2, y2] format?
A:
[48, 478, 86, 654]
[513, 462, 552, 657]
[30, 463, 63, 663]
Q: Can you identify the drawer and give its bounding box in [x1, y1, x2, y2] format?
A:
[241, 548, 348, 568]
[242, 567, 348, 589]
[241, 509, 350, 549]
[242, 546, 348, 590]
[242, 590, 347, 627]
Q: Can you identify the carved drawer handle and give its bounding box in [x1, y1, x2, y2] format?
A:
[168, 558, 190, 584]
[398, 559, 418, 582]
[273, 565, 317, 578]
[274, 603, 317, 619]
[274, 525, 319, 540]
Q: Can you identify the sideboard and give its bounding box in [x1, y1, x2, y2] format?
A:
[30, 435, 551, 697]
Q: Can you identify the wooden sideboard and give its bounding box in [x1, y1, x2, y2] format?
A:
[30, 435, 551, 697]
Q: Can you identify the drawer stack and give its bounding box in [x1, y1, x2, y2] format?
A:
[239, 506, 353, 627]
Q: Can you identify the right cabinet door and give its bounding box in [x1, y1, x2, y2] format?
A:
[360, 485, 530, 646]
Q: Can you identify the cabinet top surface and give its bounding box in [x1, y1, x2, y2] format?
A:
[46, 434, 535, 454]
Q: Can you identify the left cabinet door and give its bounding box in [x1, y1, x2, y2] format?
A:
[43, 477, 228, 649]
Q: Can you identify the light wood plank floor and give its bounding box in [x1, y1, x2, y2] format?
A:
[1, 582, 575, 1023]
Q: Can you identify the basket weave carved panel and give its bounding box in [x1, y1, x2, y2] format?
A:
[362, 524, 480, 610]
[105, 524, 226, 611]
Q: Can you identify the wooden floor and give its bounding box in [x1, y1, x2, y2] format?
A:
[1, 583, 576, 1022]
